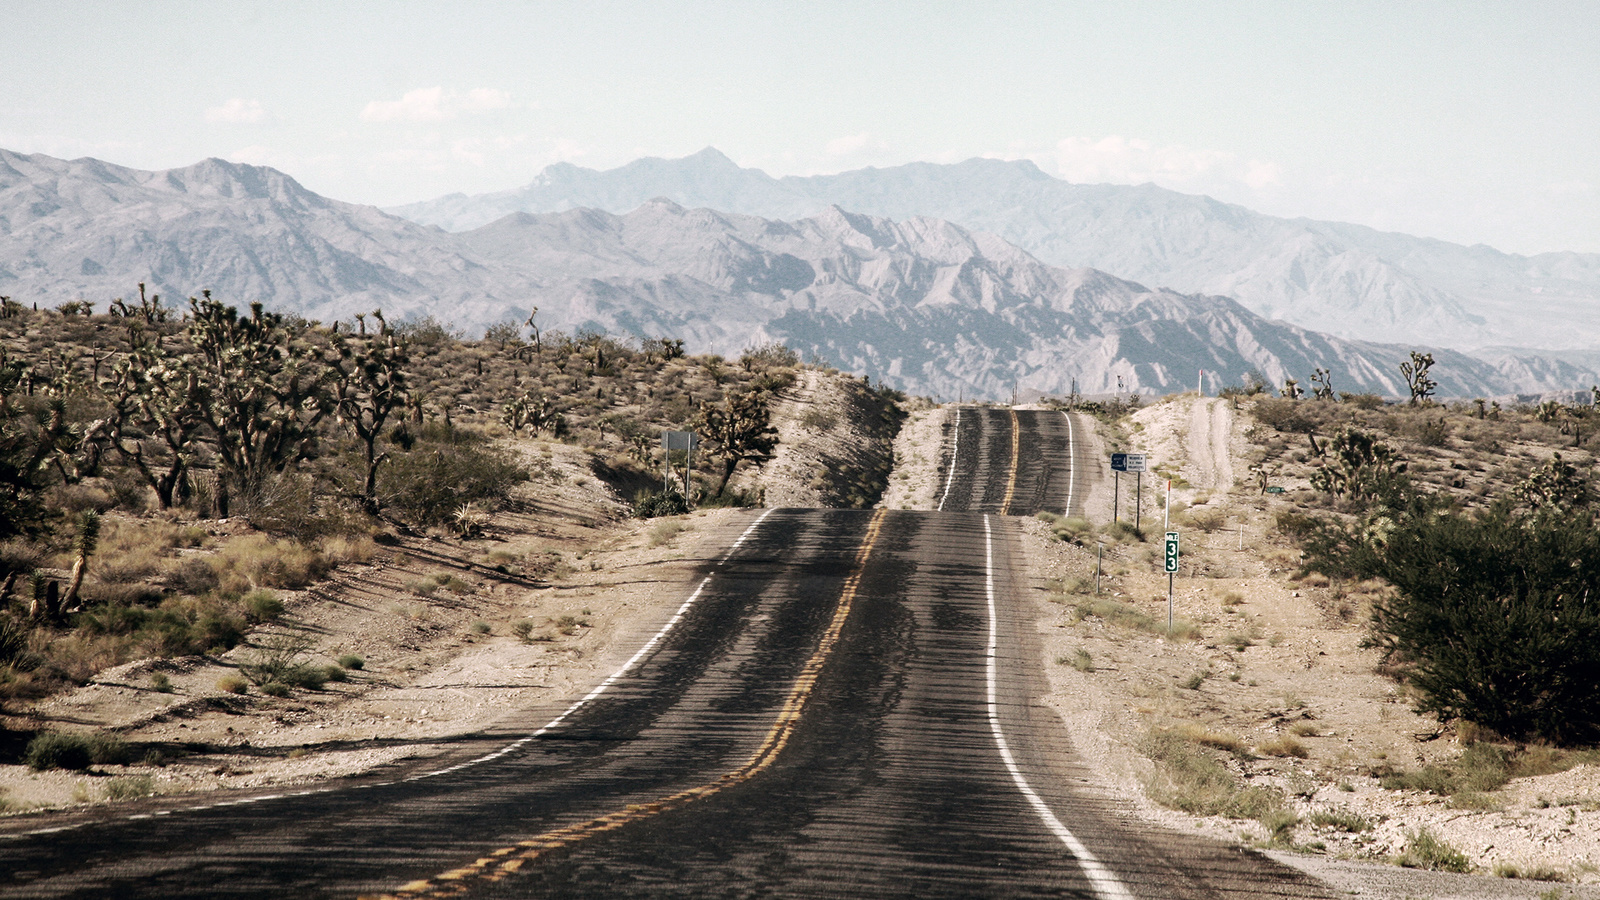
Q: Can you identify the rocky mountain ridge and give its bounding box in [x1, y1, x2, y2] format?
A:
[391, 148, 1600, 355]
[2, 148, 1595, 399]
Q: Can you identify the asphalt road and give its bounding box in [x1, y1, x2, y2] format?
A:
[0, 408, 1333, 899]
[937, 407, 1100, 517]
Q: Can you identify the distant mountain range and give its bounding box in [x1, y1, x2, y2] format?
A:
[392, 148, 1600, 358]
[2, 147, 1595, 399]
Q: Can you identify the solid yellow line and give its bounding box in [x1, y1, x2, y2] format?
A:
[1000, 408, 1021, 515]
[362, 509, 890, 900]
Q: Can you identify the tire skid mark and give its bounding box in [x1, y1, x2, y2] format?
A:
[363, 508, 890, 900]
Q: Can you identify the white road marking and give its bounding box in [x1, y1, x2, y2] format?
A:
[531, 507, 777, 738]
[983, 515, 1135, 900]
[937, 407, 962, 512]
[1061, 411, 1077, 518]
[1, 511, 784, 837]
[404, 506, 781, 782]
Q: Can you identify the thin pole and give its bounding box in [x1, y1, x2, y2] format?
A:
[1239, 521, 1244, 551]
[1135, 472, 1142, 535]
[1113, 471, 1120, 523]
[1164, 479, 1171, 531]
[1096, 544, 1103, 594]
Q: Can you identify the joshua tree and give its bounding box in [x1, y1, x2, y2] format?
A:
[330, 311, 409, 515]
[1400, 351, 1436, 405]
[186, 293, 333, 515]
[696, 388, 779, 497]
[1309, 368, 1335, 400]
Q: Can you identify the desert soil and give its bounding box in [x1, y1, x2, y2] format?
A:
[1009, 395, 1600, 898]
[0, 441, 755, 814]
[9, 390, 1600, 900]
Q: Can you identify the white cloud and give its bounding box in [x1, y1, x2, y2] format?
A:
[359, 87, 516, 123]
[461, 88, 513, 112]
[204, 98, 267, 124]
[1047, 135, 1260, 186]
[825, 133, 887, 157]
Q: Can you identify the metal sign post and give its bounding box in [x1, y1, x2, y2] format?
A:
[1110, 453, 1146, 526]
[1165, 531, 1180, 635]
[661, 431, 700, 502]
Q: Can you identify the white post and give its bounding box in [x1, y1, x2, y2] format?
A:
[1198, 369, 1203, 397]
[1164, 479, 1171, 531]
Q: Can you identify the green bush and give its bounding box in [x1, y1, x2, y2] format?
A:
[634, 487, 690, 519]
[1308, 502, 1600, 743]
[380, 424, 526, 526]
[25, 730, 130, 771]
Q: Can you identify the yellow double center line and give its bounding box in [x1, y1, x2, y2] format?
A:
[999, 408, 1021, 515]
[367, 508, 889, 900]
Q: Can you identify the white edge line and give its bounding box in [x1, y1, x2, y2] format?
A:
[0, 510, 784, 834]
[526, 507, 778, 741]
[1062, 410, 1076, 518]
[937, 407, 962, 512]
[983, 515, 1135, 900]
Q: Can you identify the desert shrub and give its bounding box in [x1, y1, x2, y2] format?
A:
[1494, 863, 1568, 882]
[1395, 828, 1471, 873]
[634, 487, 690, 519]
[240, 633, 325, 691]
[380, 424, 526, 526]
[217, 674, 249, 694]
[1069, 596, 1199, 640]
[1309, 809, 1372, 832]
[1259, 735, 1310, 759]
[1340, 392, 1385, 410]
[168, 557, 221, 595]
[1379, 742, 1522, 796]
[336, 654, 364, 670]
[1252, 398, 1317, 434]
[210, 533, 331, 592]
[103, 775, 155, 801]
[1058, 647, 1094, 672]
[1308, 501, 1600, 743]
[1143, 728, 1289, 825]
[243, 589, 284, 623]
[24, 730, 129, 771]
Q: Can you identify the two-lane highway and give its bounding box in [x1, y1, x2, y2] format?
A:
[938, 407, 1100, 517]
[0, 406, 1332, 899]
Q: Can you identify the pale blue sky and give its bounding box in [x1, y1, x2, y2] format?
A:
[3, 1, 1596, 254]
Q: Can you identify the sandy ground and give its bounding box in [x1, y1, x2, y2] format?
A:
[879, 405, 949, 511]
[1038, 395, 1600, 896]
[0, 441, 751, 814]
